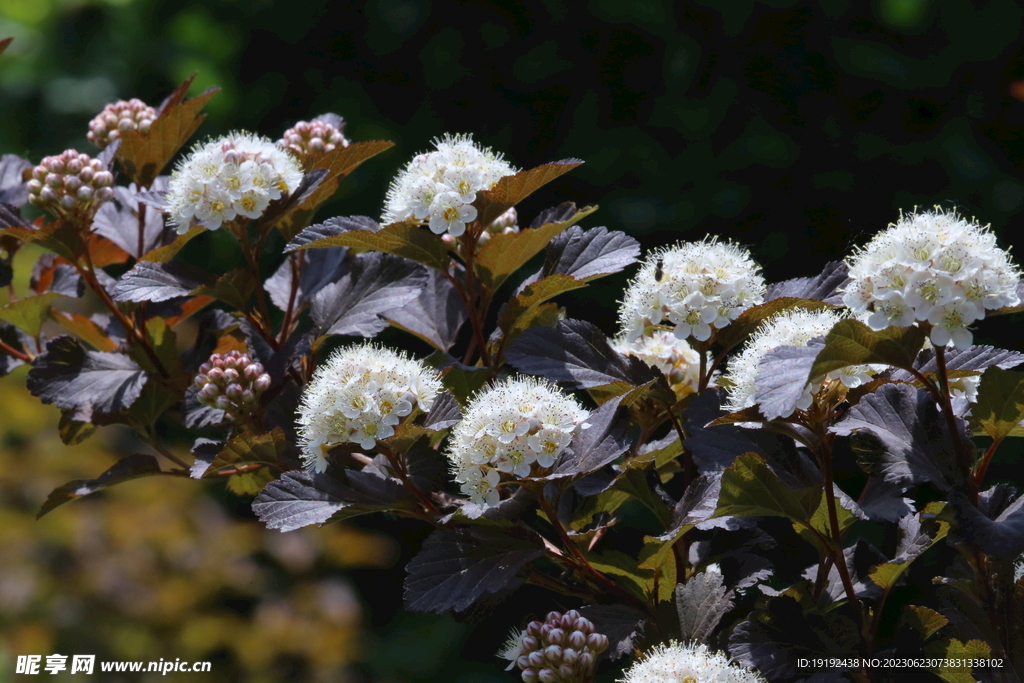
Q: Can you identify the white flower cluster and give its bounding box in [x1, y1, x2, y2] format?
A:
[447, 376, 589, 507]
[297, 343, 442, 473]
[166, 132, 304, 233]
[725, 309, 877, 415]
[381, 133, 517, 237]
[612, 330, 705, 396]
[844, 208, 1020, 349]
[618, 641, 767, 683]
[619, 239, 766, 343]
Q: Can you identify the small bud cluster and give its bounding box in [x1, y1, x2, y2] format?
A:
[297, 343, 442, 473]
[381, 132, 517, 237]
[619, 238, 766, 343]
[844, 208, 1020, 349]
[618, 641, 766, 683]
[26, 150, 115, 217]
[725, 309, 878, 416]
[87, 98, 157, 150]
[447, 376, 589, 507]
[441, 207, 520, 252]
[165, 132, 304, 233]
[194, 351, 271, 419]
[278, 117, 349, 156]
[499, 610, 609, 683]
[612, 330, 706, 397]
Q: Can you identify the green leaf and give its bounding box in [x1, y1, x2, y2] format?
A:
[809, 319, 926, 379]
[290, 219, 450, 272]
[973, 367, 1024, 443]
[49, 310, 118, 351]
[474, 160, 584, 226]
[475, 204, 598, 291]
[638, 536, 676, 602]
[713, 297, 833, 354]
[424, 353, 492, 404]
[570, 488, 631, 532]
[140, 225, 204, 263]
[923, 639, 992, 683]
[0, 292, 60, 336]
[867, 511, 949, 591]
[192, 268, 255, 310]
[0, 220, 87, 263]
[226, 467, 275, 495]
[58, 412, 95, 445]
[713, 452, 822, 530]
[587, 548, 653, 600]
[899, 605, 948, 641]
[614, 466, 673, 527]
[203, 429, 286, 478]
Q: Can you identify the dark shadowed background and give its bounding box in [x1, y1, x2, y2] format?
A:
[2, 0, 1024, 681]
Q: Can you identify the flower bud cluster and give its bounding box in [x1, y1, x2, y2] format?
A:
[499, 610, 610, 683]
[619, 238, 766, 343]
[381, 132, 517, 237]
[618, 641, 766, 683]
[725, 309, 878, 416]
[87, 98, 157, 150]
[612, 330, 706, 397]
[844, 208, 1020, 349]
[447, 376, 589, 507]
[26, 150, 115, 217]
[194, 350, 271, 419]
[165, 132, 304, 233]
[278, 117, 349, 156]
[297, 343, 442, 473]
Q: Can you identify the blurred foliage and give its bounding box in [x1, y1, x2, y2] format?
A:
[3, 0, 1024, 681]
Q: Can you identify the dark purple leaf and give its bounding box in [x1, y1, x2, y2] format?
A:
[0, 322, 28, 376]
[189, 438, 223, 479]
[551, 395, 632, 478]
[386, 269, 467, 352]
[91, 185, 172, 258]
[830, 384, 963, 490]
[285, 215, 380, 251]
[37, 454, 162, 518]
[0, 201, 32, 229]
[530, 201, 580, 229]
[675, 569, 733, 642]
[766, 261, 849, 302]
[422, 391, 462, 430]
[27, 336, 148, 422]
[311, 251, 427, 337]
[753, 337, 825, 420]
[182, 384, 225, 429]
[0, 154, 31, 206]
[948, 488, 1024, 559]
[891, 345, 1024, 383]
[253, 467, 414, 532]
[403, 526, 543, 613]
[540, 225, 640, 282]
[110, 260, 213, 302]
[857, 477, 914, 522]
[505, 318, 656, 389]
[29, 253, 84, 298]
[576, 604, 646, 660]
[264, 247, 349, 312]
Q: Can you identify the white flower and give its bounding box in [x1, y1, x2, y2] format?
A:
[447, 376, 589, 508]
[296, 343, 441, 473]
[381, 132, 517, 236]
[497, 628, 528, 671]
[612, 330, 707, 396]
[166, 132, 303, 233]
[618, 641, 767, 683]
[844, 208, 1020, 348]
[948, 375, 981, 402]
[619, 238, 765, 343]
[724, 308, 878, 416]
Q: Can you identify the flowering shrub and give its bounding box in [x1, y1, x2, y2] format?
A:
[2, 58, 1024, 683]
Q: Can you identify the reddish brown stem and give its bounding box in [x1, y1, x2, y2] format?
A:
[0, 337, 31, 362]
[975, 438, 1001, 488]
[236, 224, 280, 351]
[934, 346, 976, 505]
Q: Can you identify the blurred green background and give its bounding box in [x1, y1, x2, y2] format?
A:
[2, 0, 1024, 680]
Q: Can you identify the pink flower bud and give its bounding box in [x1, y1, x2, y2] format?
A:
[214, 396, 232, 410]
[543, 645, 562, 662]
[547, 628, 564, 645]
[45, 173, 62, 188]
[574, 617, 592, 633]
[537, 669, 557, 683]
[562, 648, 578, 666]
[568, 631, 586, 650]
[527, 652, 545, 669]
[79, 166, 95, 183]
[60, 195, 77, 210]
[64, 176, 82, 192]
[240, 389, 256, 404]
[76, 186, 94, 202]
[527, 622, 543, 637]
[254, 374, 271, 392]
[546, 611, 561, 623]
[522, 635, 538, 651]
[95, 187, 114, 202]
[207, 367, 224, 382]
[244, 363, 263, 380]
[27, 179, 42, 194]
[225, 383, 244, 400]
[578, 652, 594, 668]
[586, 633, 608, 653]
[222, 368, 239, 383]
[559, 665, 574, 678]
[65, 158, 83, 174]
[520, 669, 539, 683]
